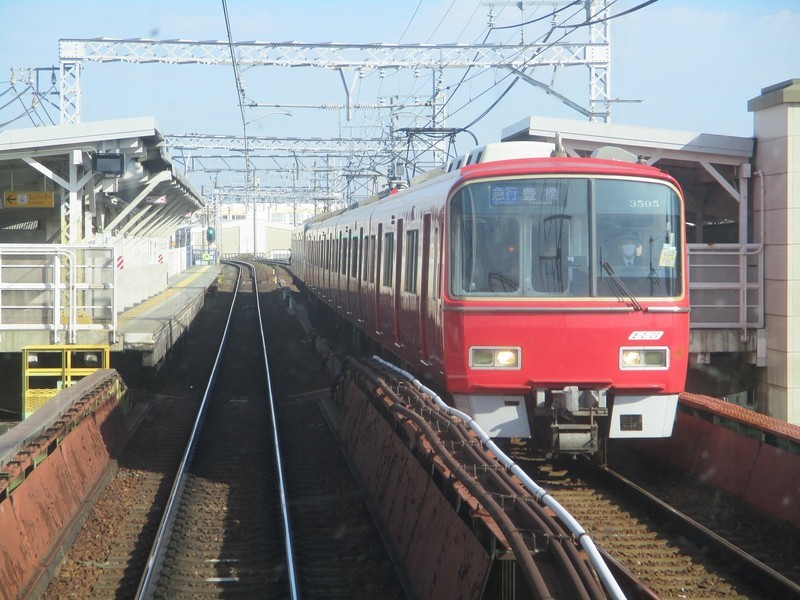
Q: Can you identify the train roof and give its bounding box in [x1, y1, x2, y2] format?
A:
[446, 141, 555, 172]
[458, 154, 676, 183]
[297, 143, 676, 229]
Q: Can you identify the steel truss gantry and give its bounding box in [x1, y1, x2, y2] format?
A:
[167, 135, 388, 202]
[58, 0, 611, 125]
[213, 186, 340, 203]
[166, 134, 393, 155]
[57, 2, 612, 206]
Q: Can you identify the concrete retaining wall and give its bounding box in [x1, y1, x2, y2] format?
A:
[630, 407, 800, 529]
[0, 377, 126, 600]
[338, 378, 492, 598]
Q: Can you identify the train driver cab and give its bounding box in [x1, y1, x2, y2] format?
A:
[449, 176, 683, 301]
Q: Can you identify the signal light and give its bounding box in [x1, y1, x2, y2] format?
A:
[206, 226, 216, 243]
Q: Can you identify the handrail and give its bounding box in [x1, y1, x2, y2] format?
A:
[687, 243, 763, 331]
[0, 244, 115, 343]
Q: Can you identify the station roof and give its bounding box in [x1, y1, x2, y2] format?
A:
[502, 115, 754, 163]
[0, 117, 203, 238]
[501, 115, 756, 234]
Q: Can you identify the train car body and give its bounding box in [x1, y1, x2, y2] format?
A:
[291, 143, 689, 458]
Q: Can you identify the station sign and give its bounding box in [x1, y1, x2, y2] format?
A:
[4, 191, 55, 208]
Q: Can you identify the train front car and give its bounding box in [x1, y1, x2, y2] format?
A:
[443, 156, 689, 460]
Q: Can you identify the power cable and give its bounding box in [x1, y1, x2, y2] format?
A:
[454, 0, 644, 130]
[221, 0, 251, 179]
[398, 0, 424, 43]
[491, 0, 582, 29]
[425, 0, 458, 43]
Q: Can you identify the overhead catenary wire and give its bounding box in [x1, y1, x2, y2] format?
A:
[451, 0, 634, 131]
[427, 0, 589, 135]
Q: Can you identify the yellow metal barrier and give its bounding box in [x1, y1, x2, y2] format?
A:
[22, 345, 110, 418]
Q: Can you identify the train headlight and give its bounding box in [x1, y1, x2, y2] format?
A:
[470, 347, 521, 369]
[619, 347, 669, 370]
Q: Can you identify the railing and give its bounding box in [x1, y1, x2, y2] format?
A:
[219, 250, 291, 262]
[688, 243, 763, 331]
[0, 245, 115, 344]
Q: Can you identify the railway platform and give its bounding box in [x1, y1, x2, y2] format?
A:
[116, 264, 221, 366]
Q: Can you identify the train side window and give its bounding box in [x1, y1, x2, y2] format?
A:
[341, 235, 348, 275]
[362, 233, 369, 281]
[351, 235, 359, 278]
[369, 235, 377, 283]
[404, 229, 419, 294]
[382, 232, 394, 287]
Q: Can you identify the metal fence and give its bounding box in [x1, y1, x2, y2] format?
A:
[0, 245, 115, 345]
[687, 243, 763, 330]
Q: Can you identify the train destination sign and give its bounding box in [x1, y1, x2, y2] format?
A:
[3, 191, 55, 208]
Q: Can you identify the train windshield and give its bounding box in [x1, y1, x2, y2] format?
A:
[449, 176, 683, 299]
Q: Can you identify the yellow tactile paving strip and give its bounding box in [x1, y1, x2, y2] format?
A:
[118, 266, 215, 323]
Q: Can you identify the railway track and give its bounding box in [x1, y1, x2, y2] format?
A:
[43, 262, 403, 599]
[345, 353, 800, 599]
[511, 446, 800, 599]
[136, 261, 286, 597]
[344, 355, 630, 599]
[42, 260, 800, 599]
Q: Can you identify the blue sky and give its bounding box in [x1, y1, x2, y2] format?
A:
[0, 1, 797, 188]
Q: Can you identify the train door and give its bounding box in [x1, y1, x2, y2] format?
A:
[379, 225, 396, 341]
[419, 213, 432, 362]
[393, 219, 404, 345]
[326, 235, 333, 300]
[428, 211, 445, 367]
[374, 223, 383, 335]
[338, 232, 346, 311]
[323, 235, 330, 299]
[349, 231, 358, 317]
[356, 228, 364, 323]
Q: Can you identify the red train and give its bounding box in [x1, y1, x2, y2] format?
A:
[291, 142, 689, 459]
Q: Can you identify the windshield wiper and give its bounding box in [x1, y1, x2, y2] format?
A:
[601, 261, 643, 311]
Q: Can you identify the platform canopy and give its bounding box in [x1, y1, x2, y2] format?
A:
[0, 117, 203, 243]
[501, 115, 755, 244]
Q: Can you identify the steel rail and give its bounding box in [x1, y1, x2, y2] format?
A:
[246, 260, 300, 599]
[135, 261, 244, 598]
[599, 465, 800, 599]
